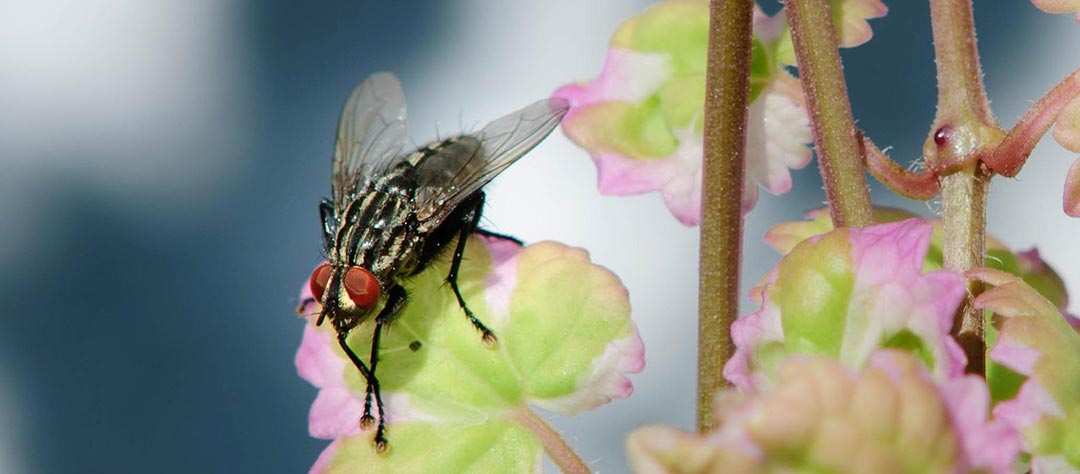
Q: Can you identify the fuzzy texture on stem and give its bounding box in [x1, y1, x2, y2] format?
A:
[928, 0, 996, 128]
[940, 167, 990, 375]
[928, 0, 1001, 375]
[983, 67, 1080, 177]
[786, 0, 873, 228]
[697, 0, 754, 433]
[859, 132, 941, 200]
[505, 408, 591, 474]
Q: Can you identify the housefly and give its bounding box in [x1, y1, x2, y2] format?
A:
[303, 72, 568, 451]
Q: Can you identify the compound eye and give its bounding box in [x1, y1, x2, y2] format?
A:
[309, 264, 333, 303]
[344, 267, 381, 308]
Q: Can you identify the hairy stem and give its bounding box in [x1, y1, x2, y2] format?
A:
[928, 0, 997, 374]
[984, 67, 1080, 177]
[859, 133, 941, 200]
[697, 0, 754, 433]
[940, 166, 989, 375]
[506, 408, 590, 474]
[929, 0, 995, 126]
[786, 0, 873, 227]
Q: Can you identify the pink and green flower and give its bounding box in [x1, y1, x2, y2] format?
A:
[630, 351, 1020, 473]
[296, 236, 644, 472]
[724, 219, 967, 390]
[555, 0, 886, 224]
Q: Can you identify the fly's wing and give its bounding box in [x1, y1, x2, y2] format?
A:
[411, 97, 569, 231]
[330, 72, 409, 214]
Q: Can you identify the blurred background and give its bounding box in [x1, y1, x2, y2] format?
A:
[1, 1, 1077, 472]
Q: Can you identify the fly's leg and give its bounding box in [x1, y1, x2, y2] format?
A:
[474, 228, 524, 246]
[448, 196, 498, 345]
[318, 198, 336, 254]
[359, 286, 408, 436]
[337, 285, 407, 453]
[336, 332, 388, 452]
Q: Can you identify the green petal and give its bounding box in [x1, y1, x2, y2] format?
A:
[319, 421, 541, 473]
[332, 237, 639, 467]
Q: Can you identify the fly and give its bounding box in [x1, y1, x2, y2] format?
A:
[302, 72, 568, 451]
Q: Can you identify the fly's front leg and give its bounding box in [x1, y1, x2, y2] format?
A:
[360, 286, 408, 435]
[336, 331, 388, 452]
[447, 195, 498, 345]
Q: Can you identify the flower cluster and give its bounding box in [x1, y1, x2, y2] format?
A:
[630, 215, 1080, 473]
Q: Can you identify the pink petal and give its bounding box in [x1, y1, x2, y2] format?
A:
[308, 387, 363, 439]
[296, 324, 347, 389]
[309, 439, 341, 474]
[724, 290, 784, 391]
[553, 49, 672, 108]
[592, 135, 703, 226]
[849, 219, 932, 284]
[870, 352, 1022, 474]
[988, 336, 1043, 376]
[480, 235, 524, 324]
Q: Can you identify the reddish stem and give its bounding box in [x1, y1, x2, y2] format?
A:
[859, 133, 941, 200]
[786, 0, 873, 227]
[983, 67, 1080, 177]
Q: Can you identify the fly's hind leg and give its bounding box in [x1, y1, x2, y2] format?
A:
[474, 228, 524, 246]
[446, 194, 498, 345]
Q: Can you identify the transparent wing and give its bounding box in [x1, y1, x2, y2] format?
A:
[331, 72, 409, 212]
[412, 97, 569, 230]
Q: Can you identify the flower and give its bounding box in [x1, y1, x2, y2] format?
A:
[628, 351, 1019, 473]
[555, 0, 886, 225]
[1030, 0, 1080, 21]
[296, 236, 644, 472]
[971, 269, 1080, 473]
[725, 219, 967, 390]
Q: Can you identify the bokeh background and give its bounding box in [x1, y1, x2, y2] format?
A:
[1, 1, 1077, 472]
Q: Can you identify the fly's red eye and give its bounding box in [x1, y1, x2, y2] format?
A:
[344, 267, 381, 308]
[309, 264, 333, 302]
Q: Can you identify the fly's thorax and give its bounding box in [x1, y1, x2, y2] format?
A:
[335, 188, 424, 283]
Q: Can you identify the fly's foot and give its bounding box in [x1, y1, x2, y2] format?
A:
[374, 431, 389, 454]
[360, 414, 376, 430]
[481, 329, 498, 347]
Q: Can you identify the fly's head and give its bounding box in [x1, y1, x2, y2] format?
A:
[309, 262, 383, 327]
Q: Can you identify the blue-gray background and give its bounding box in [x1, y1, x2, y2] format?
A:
[1, 1, 1077, 472]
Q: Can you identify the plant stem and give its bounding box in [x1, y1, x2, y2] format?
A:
[786, 0, 873, 228]
[506, 407, 590, 474]
[939, 167, 989, 375]
[859, 132, 941, 200]
[697, 0, 754, 433]
[984, 68, 1080, 177]
[928, 0, 998, 374]
[928, 0, 995, 126]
